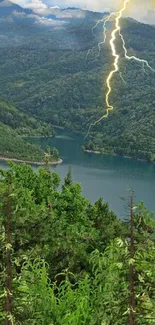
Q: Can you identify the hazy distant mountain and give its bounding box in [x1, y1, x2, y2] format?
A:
[0, 0, 108, 48]
[0, 0, 32, 17]
[0, 0, 105, 31]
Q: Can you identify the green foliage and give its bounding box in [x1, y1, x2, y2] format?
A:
[0, 163, 155, 324]
[0, 123, 45, 162]
[0, 98, 55, 137]
[0, 162, 125, 323]
[0, 18, 155, 161]
[18, 260, 92, 325]
[0, 97, 56, 162]
[63, 167, 72, 187]
[1, 9, 155, 322]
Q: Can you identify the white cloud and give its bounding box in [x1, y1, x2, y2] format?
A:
[46, 0, 121, 12]
[48, 0, 155, 24]
[12, 0, 47, 14]
[25, 0, 47, 14]
[0, 0, 14, 6]
[12, 9, 67, 26]
[12, 10, 26, 17]
[45, 7, 86, 19]
[11, 0, 155, 24]
[37, 16, 66, 25]
[11, 0, 120, 12]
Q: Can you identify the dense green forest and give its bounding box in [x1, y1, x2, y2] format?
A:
[0, 98, 55, 137]
[0, 162, 155, 324]
[0, 123, 60, 163]
[1, 4, 155, 323]
[0, 7, 155, 162]
[0, 98, 59, 162]
[0, 123, 45, 162]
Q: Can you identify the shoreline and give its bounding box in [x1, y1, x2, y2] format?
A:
[84, 149, 101, 154]
[0, 156, 63, 166]
[83, 149, 153, 164]
[23, 134, 55, 139]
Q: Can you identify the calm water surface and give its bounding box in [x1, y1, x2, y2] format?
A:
[1, 129, 155, 218]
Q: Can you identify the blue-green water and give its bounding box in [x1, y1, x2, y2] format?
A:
[1, 129, 155, 217]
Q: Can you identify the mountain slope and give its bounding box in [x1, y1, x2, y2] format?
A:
[0, 98, 56, 162]
[0, 0, 32, 17]
[0, 98, 54, 137]
[0, 123, 45, 162]
[0, 98, 44, 161]
[0, 4, 155, 162]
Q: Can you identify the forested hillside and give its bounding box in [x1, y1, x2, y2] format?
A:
[0, 1, 155, 161]
[0, 162, 155, 324]
[0, 123, 45, 162]
[0, 98, 57, 162]
[0, 98, 54, 137]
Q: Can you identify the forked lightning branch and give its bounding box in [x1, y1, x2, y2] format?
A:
[86, 0, 155, 136]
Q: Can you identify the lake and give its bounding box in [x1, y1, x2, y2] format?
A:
[1, 129, 155, 218]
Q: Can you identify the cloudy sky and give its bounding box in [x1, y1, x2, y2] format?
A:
[12, 0, 155, 24]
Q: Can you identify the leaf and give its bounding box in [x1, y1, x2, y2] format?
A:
[138, 274, 144, 283]
[128, 258, 135, 265]
[5, 243, 12, 250]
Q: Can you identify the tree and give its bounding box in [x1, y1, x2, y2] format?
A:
[0, 163, 155, 324]
[52, 147, 59, 160]
[63, 167, 73, 188]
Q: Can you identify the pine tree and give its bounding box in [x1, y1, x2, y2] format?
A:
[63, 167, 73, 187]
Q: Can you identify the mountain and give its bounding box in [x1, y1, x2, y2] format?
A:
[0, 1, 108, 48]
[0, 0, 32, 17]
[0, 97, 56, 161]
[0, 123, 45, 162]
[0, 98, 54, 137]
[0, 2, 155, 162]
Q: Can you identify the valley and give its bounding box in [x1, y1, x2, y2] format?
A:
[0, 1, 155, 324]
[0, 1, 155, 162]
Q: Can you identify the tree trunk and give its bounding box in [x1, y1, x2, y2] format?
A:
[5, 183, 12, 325]
[129, 191, 135, 325]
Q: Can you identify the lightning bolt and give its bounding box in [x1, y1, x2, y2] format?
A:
[86, 0, 129, 136]
[97, 13, 116, 57]
[119, 71, 126, 85]
[119, 29, 155, 73]
[86, 0, 155, 137]
[86, 13, 116, 61]
[86, 18, 105, 61]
